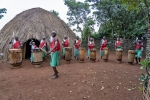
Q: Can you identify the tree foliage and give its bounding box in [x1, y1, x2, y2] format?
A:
[0, 8, 7, 19]
[65, 0, 149, 40]
[50, 10, 59, 18]
[64, 0, 91, 32]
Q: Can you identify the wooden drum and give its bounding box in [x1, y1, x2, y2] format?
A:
[102, 47, 109, 62]
[32, 48, 43, 67]
[9, 49, 22, 68]
[65, 47, 72, 64]
[90, 48, 96, 63]
[79, 47, 86, 63]
[128, 50, 136, 64]
[116, 49, 123, 62]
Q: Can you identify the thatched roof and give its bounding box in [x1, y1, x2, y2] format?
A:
[0, 7, 76, 60]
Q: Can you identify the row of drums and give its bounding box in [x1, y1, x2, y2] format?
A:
[64, 47, 136, 64]
[8, 47, 136, 68]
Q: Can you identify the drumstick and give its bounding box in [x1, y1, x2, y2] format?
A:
[40, 48, 47, 54]
[13, 32, 14, 37]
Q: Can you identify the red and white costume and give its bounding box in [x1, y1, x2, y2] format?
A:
[39, 40, 47, 49]
[74, 39, 81, 49]
[100, 39, 107, 50]
[88, 41, 94, 50]
[12, 39, 21, 49]
[62, 39, 69, 47]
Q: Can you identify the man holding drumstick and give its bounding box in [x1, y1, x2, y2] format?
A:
[74, 36, 81, 60]
[9, 36, 21, 49]
[100, 36, 107, 59]
[62, 35, 69, 59]
[39, 36, 47, 60]
[47, 31, 61, 79]
[115, 37, 122, 50]
[87, 38, 95, 59]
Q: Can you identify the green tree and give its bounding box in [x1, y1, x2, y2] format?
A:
[86, 0, 148, 38]
[64, 0, 91, 33]
[0, 8, 7, 19]
[50, 10, 59, 17]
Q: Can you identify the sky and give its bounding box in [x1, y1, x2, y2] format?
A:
[0, 0, 85, 37]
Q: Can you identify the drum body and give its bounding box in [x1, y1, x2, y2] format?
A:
[90, 48, 96, 62]
[9, 49, 22, 68]
[116, 49, 123, 61]
[65, 47, 72, 64]
[79, 47, 86, 62]
[32, 49, 43, 67]
[128, 50, 136, 64]
[102, 47, 109, 62]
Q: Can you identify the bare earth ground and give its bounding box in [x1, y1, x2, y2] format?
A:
[0, 51, 144, 100]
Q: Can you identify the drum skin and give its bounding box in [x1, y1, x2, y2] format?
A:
[65, 47, 72, 62]
[32, 49, 43, 64]
[102, 47, 109, 61]
[79, 47, 86, 62]
[128, 50, 136, 64]
[116, 49, 123, 61]
[90, 48, 96, 62]
[9, 49, 22, 66]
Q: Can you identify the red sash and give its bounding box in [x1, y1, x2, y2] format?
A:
[136, 43, 141, 49]
[100, 40, 107, 50]
[39, 41, 46, 48]
[34, 45, 37, 49]
[116, 41, 122, 48]
[63, 39, 69, 47]
[88, 42, 94, 50]
[50, 38, 61, 52]
[13, 41, 21, 49]
[75, 40, 80, 49]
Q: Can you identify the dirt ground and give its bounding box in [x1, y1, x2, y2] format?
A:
[0, 51, 144, 100]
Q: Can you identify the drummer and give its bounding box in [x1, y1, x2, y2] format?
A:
[134, 39, 143, 64]
[100, 36, 107, 59]
[115, 37, 122, 50]
[39, 36, 47, 60]
[9, 36, 21, 49]
[62, 35, 69, 59]
[30, 40, 37, 63]
[74, 36, 81, 60]
[48, 31, 61, 79]
[87, 38, 95, 59]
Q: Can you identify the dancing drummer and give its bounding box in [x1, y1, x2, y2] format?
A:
[9, 36, 21, 49]
[30, 40, 37, 63]
[47, 31, 61, 79]
[100, 36, 107, 59]
[74, 36, 81, 60]
[62, 35, 69, 59]
[87, 38, 95, 59]
[115, 37, 122, 50]
[134, 38, 143, 64]
[39, 36, 47, 60]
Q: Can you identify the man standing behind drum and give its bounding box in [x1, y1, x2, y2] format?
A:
[30, 41, 37, 62]
[115, 37, 122, 50]
[134, 39, 143, 64]
[88, 38, 95, 59]
[100, 36, 107, 59]
[74, 36, 81, 60]
[48, 31, 61, 79]
[9, 36, 21, 49]
[62, 35, 69, 59]
[39, 36, 47, 60]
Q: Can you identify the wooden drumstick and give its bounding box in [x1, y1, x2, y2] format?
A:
[13, 32, 14, 37]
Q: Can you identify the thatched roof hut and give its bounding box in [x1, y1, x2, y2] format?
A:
[0, 7, 76, 61]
